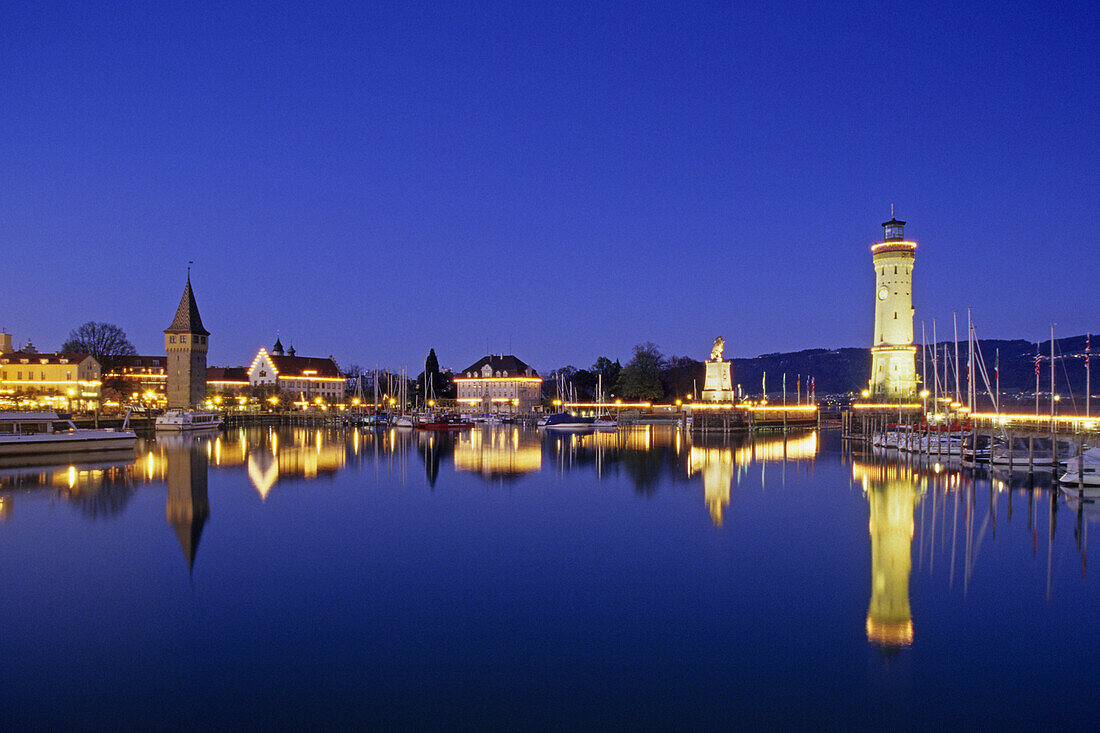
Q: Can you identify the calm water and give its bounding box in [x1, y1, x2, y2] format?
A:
[0, 425, 1095, 729]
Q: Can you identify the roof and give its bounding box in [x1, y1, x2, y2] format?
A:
[165, 276, 210, 336]
[459, 354, 539, 378]
[268, 354, 342, 378]
[111, 355, 166, 369]
[0, 351, 93, 365]
[207, 366, 249, 382]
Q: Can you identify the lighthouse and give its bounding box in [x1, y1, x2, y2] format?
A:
[869, 212, 918, 399]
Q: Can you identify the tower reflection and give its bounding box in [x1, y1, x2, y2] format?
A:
[164, 435, 210, 573]
[687, 446, 734, 526]
[853, 459, 919, 648]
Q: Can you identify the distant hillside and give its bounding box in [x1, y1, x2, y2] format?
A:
[693, 334, 1095, 398]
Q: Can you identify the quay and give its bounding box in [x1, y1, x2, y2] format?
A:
[842, 408, 1099, 491]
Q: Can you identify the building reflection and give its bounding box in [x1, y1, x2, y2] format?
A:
[163, 435, 210, 572]
[454, 427, 541, 479]
[852, 459, 919, 649]
[687, 446, 734, 525]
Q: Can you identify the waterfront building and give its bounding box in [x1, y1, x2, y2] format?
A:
[164, 274, 209, 409]
[454, 354, 542, 415]
[868, 213, 918, 399]
[206, 367, 250, 395]
[106, 355, 167, 400]
[247, 338, 343, 403]
[0, 333, 101, 410]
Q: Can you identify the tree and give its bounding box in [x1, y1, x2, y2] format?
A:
[616, 342, 665, 400]
[61, 322, 136, 370]
[423, 348, 441, 398]
[592, 356, 621, 396]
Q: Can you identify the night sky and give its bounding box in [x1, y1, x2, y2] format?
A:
[2, 1, 1096, 374]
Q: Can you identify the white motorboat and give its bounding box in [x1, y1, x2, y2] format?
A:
[1058, 447, 1100, 489]
[0, 412, 137, 457]
[155, 410, 223, 431]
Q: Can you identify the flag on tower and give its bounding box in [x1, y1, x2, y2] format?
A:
[994, 350, 999, 382]
[1035, 344, 1042, 377]
[1086, 334, 1091, 369]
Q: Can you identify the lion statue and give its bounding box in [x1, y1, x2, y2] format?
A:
[710, 336, 725, 362]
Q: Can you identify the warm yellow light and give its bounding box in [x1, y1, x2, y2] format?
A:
[861, 390, 870, 398]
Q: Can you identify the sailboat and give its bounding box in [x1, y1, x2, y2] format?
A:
[592, 374, 617, 429]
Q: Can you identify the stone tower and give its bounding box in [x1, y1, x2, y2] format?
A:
[164, 274, 209, 409]
[869, 213, 918, 399]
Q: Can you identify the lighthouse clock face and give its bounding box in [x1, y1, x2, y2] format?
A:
[878, 286, 889, 301]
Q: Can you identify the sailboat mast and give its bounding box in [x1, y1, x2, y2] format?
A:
[967, 308, 974, 413]
[1087, 334, 1092, 419]
[921, 322, 928, 414]
[1050, 324, 1055, 425]
[932, 320, 939, 419]
[953, 311, 960, 404]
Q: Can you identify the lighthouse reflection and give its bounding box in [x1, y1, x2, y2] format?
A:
[163, 435, 210, 573]
[852, 459, 920, 649]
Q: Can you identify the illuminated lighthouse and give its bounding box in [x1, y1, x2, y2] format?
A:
[869, 212, 918, 399]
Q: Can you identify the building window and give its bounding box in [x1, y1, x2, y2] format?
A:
[180, 335, 187, 343]
[169, 335, 176, 344]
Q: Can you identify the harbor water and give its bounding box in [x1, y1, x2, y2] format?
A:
[0, 426, 1094, 729]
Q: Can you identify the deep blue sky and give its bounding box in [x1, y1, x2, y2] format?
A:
[2, 1, 1096, 374]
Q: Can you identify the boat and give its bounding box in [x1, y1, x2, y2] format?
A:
[413, 414, 472, 431]
[1058, 447, 1100, 489]
[541, 412, 595, 431]
[962, 434, 996, 463]
[991, 437, 1076, 467]
[0, 412, 137, 457]
[155, 409, 223, 431]
[593, 414, 617, 430]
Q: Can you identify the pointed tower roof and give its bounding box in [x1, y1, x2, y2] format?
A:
[273, 335, 284, 355]
[171, 514, 207, 573]
[165, 276, 210, 336]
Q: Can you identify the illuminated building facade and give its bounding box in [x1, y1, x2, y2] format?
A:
[164, 275, 209, 409]
[869, 215, 918, 399]
[0, 334, 101, 410]
[106, 355, 167, 401]
[454, 354, 542, 415]
[248, 340, 344, 402]
[206, 367, 250, 395]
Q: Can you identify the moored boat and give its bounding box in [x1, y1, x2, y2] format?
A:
[155, 410, 223, 431]
[0, 412, 137, 457]
[541, 412, 595, 431]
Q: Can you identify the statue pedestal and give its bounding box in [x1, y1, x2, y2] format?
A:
[701, 360, 734, 402]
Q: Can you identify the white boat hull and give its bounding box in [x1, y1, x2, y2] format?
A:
[0, 432, 136, 456]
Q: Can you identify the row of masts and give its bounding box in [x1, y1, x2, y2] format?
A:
[920, 310, 1091, 421]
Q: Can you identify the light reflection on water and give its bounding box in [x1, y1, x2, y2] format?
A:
[0, 426, 1094, 728]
